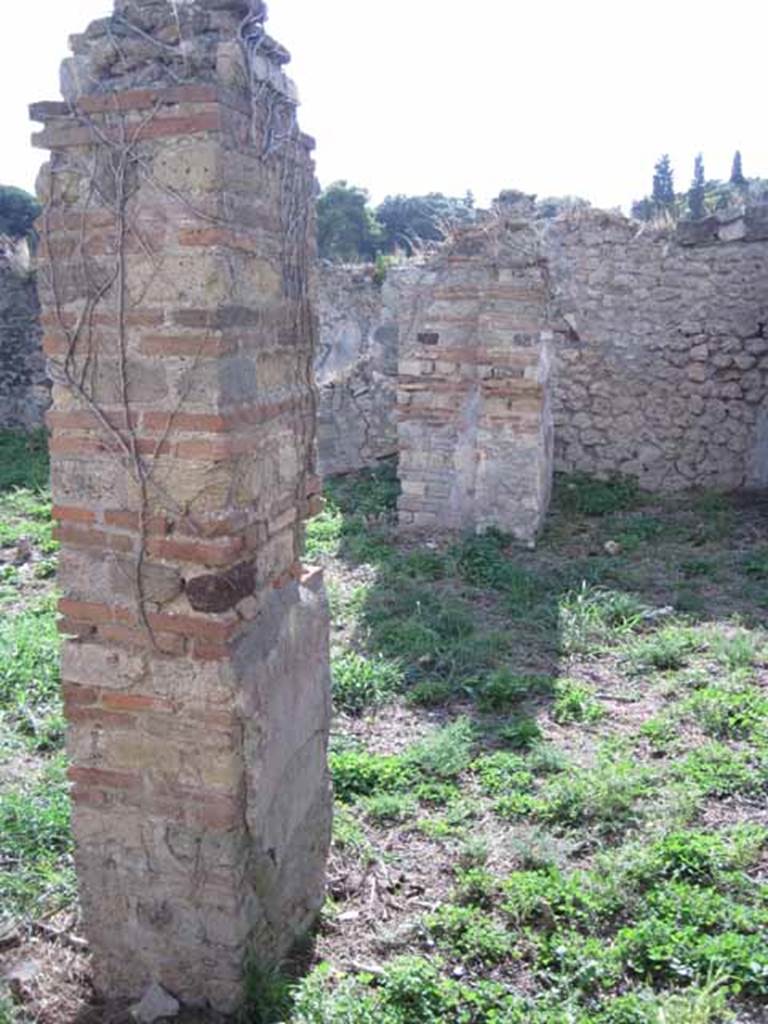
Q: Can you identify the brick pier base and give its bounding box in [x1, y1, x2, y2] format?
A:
[31, 0, 331, 1011]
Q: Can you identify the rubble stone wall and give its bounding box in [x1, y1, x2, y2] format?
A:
[545, 209, 768, 490]
[0, 240, 48, 430]
[32, 0, 330, 1012]
[320, 207, 768, 495]
[316, 263, 398, 475]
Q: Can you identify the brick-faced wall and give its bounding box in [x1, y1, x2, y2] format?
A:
[396, 196, 554, 541]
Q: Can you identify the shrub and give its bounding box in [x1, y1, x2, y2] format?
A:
[535, 930, 623, 996]
[685, 683, 768, 741]
[406, 718, 475, 780]
[502, 866, 618, 931]
[363, 792, 417, 825]
[679, 744, 764, 797]
[405, 678, 457, 707]
[454, 867, 497, 909]
[498, 715, 543, 750]
[399, 549, 449, 580]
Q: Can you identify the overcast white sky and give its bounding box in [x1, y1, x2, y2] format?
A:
[3, 1, 767, 210]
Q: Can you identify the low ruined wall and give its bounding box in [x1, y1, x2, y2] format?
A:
[316, 263, 398, 476]
[0, 240, 49, 431]
[545, 209, 768, 490]
[7, 202, 768, 492]
[317, 206, 768, 494]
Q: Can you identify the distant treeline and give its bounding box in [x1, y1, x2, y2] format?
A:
[316, 183, 478, 263]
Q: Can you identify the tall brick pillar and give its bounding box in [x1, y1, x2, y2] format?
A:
[30, 0, 331, 1011]
[397, 193, 554, 544]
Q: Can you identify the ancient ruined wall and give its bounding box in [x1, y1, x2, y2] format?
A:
[545, 209, 768, 490]
[397, 198, 554, 541]
[0, 239, 49, 430]
[315, 263, 397, 475]
[10, 189, 768, 494]
[32, 0, 330, 1012]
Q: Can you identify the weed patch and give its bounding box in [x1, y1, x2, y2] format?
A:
[331, 651, 402, 715]
[0, 756, 74, 924]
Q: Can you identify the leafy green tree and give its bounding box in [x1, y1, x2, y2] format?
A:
[375, 193, 474, 255]
[652, 154, 675, 208]
[688, 154, 706, 219]
[631, 197, 654, 222]
[316, 181, 382, 262]
[0, 186, 40, 240]
[730, 150, 746, 186]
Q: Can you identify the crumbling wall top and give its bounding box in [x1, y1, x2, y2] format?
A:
[58, 0, 294, 102]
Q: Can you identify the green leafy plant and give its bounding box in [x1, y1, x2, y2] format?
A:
[424, 904, 512, 965]
[331, 651, 402, 715]
[552, 678, 604, 724]
[475, 669, 550, 712]
[473, 751, 534, 796]
[677, 744, 764, 797]
[537, 760, 651, 836]
[628, 624, 700, 673]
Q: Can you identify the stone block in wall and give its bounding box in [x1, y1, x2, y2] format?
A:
[676, 217, 719, 246]
[31, 0, 330, 1012]
[744, 206, 768, 242]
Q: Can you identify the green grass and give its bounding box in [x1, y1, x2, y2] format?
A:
[555, 472, 641, 517]
[299, 466, 768, 1023]
[560, 585, 646, 655]
[0, 431, 72, 957]
[3, 440, 768, 1023]
[627, 623, 700, 673]
[0, 755, 74, 925]
[0, 596, 62, 752]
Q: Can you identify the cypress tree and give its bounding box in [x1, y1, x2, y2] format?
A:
[730, 150, 746, 186]
[688, 154, 706, 219]
[652, 154, 675, 208]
